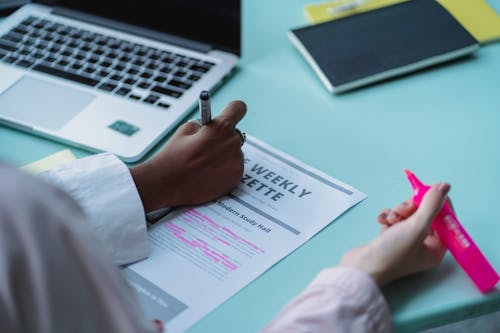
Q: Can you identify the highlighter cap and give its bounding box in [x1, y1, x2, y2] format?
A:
[405, 169, 430, 204]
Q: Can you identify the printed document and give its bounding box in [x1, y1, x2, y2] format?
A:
[124, 135, 366, 332]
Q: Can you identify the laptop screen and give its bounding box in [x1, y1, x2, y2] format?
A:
[36, 0, 241, 55]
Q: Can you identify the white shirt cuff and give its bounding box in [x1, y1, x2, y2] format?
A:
[40, 152, 149, 266]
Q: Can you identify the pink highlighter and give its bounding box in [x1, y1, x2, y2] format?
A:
[405, 170, 499, 293]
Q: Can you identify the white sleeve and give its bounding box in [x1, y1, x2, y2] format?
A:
[40, 152, 149, 266]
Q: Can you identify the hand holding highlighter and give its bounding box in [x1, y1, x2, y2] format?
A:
[405, 170, 499, 293]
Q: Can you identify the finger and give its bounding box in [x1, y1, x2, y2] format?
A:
[387, 210, 403, 225]
[424, 233, 446, 254]
[178, 120, 201, 135]
[413, 183, 450, 233]
[422, 234, 447, 266]
[392, 199, 417, 219]
[377, 208, 391, 225]
[215, 100, 247, 128]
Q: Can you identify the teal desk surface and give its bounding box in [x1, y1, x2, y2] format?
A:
[1, 1, 500, 332]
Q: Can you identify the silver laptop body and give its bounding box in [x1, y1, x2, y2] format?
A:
[0, 1, 240, 162]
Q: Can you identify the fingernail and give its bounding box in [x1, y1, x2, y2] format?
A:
[438, 183, 450, 194]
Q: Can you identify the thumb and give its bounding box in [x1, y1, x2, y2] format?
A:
[412, 183, 450, 234]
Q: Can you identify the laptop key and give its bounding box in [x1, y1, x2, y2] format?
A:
[83, 66, 97, 74]
[0, 40, 16, 53]
[133, 59, 145, 66]
[110, 74, 122, 81]
[137, 81, 151, 90]
[45, 55, 57, 63]
[61, 50, 73, 57]
[151, 85, 183, 98]
[190, 64, 210, 73]
[71, 63, 83, 70]
[3, 33, 23, 44]
[12, 26, 28, 35]
[143, 94, 160, 104]
[94, 48, 105, 56]
[162, 57, 174, 64]
[2, 56, 16, 64]
[97, 70, 110, 77]
[21, 17, 37, 26]
[159, 66, 171, 74]
[188, 74, 201, 82]
[173, 70, 187, 78]
[177, 60, 189, 68]
[168, 79, 191, 90]
[202, 61, 216, 67]
[127, 67, 139, 75]
[115, 87, 131, 96]
[100, 59, 113, 67]
[17, 59, 34, 68]
[57, 59, 70, 67]
[35, 40, 50, 50]
[74, 53, 86, 61]
[114, 64, 126, 71]
[153, 75, 167, 83]
[33, 64, 99, 86]
[157, 102, 170, 109]
[98, 82, 117, 92]
[124, 78, 136, 86]
[147, 62, 159, 71]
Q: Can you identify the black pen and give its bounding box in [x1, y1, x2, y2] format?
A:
[199, 90, 212, 125]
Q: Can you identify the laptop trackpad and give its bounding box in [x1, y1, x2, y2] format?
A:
[0, 76, 96, 131]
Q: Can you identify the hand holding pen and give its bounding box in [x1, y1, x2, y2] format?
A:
[198, 90, 246, 146]
[131, 95, 248, 211]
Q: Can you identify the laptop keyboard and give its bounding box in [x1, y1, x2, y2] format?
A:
[0, 16, 215, 109]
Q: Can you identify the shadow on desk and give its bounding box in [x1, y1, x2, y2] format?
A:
[382, 259, 500, 332]
[421, 310, 500, 333]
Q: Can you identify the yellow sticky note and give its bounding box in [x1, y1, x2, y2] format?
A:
[21, 149, 77, 174]
[437, 0, 500, 44]
[304, 0, 408, 24]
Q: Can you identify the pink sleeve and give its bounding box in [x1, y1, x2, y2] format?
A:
[260, 266, 392, 333]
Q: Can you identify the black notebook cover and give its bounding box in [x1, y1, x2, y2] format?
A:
[288, 0, 479, 93]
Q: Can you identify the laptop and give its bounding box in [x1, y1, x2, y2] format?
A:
[0, 0, 240, 162]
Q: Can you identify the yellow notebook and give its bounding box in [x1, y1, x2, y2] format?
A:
[305, 0, 406, 23]
[437, 0, 500, 44]
[304, 0, 500, 44]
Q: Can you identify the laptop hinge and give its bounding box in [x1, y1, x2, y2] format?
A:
[52, 7, 213, 54]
